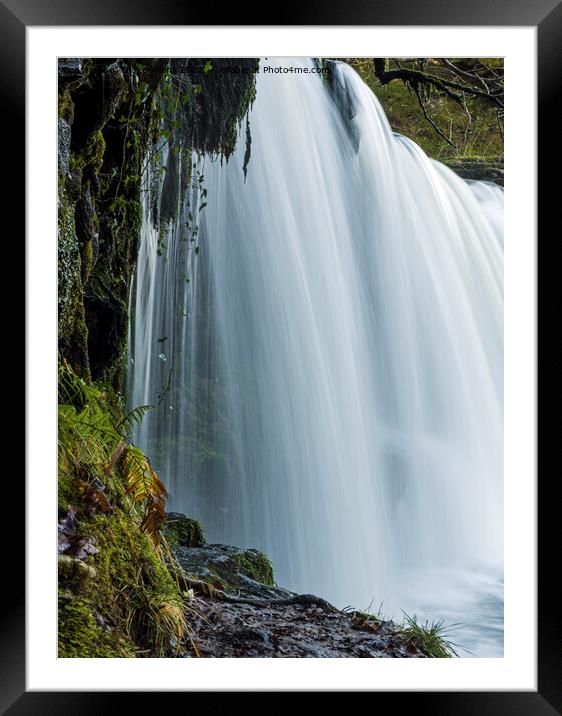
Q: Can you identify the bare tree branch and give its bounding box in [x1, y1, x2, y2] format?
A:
[373, 59, 503, 108]
[372, 58, 503, 148]
[413, 86, 456, 148]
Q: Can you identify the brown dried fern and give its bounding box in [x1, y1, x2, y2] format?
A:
[123, 445, 168, 547]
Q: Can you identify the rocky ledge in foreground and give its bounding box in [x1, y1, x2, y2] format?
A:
[165, 514, 436, 658]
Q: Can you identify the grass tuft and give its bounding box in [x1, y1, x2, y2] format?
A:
[397, 611, 461, 658]
[351, 600, 465, 658]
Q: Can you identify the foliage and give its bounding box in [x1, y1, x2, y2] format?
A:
[340, 58, 503, 160]
[397, 612, 460, 658]
[350, 602, 461, 658]
[84, 511, 187, 656]
[58, 360, 190, 657]
[59, 360, 167, 544]
[123, 444, 168, 547]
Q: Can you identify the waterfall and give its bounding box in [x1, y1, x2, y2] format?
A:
[129, 59, 504, 656]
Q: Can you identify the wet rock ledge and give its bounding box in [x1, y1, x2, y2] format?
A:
[443, 157, 504, 186]
[165, 513, 434, 658]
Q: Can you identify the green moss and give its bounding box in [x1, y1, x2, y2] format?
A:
[58, 481, 187, 656]
[110, 194, 143, 242]
[58, 189, 90, 377]
[82, 130, 106, 172]
[58, 593, 136, 658]
[58, 88, 75, 124]
[234, 550, 274, 586]
[58, 373, 188, 657]
[81, 239, 93, 285]
[162, 513, 206, 549]
[58, 468, 79, 514]
[68, 130, 107, 175]
[58, 191, 80, 337]
[181, 546, 275, 590]
[78, 510, 182, 649]
[86, 192, 142, 390]
[93, 381, 126, 425]
[68, 153, 83, 175]
[58, 555, 97, 593]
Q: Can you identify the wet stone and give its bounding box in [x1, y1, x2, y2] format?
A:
[175, 543, 431, 659]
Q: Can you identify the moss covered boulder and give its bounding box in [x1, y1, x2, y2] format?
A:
[163, 512, 206, 549]
[174, 542, 276, 594]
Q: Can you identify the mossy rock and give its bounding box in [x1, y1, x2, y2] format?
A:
[175, 543, 275, 591]
[58, 555, 97, 593]
[57, 188, 90, 379]
[58, 117, 72, 176]
[162, 512, 206, 549]
[79, 130, 106, 173]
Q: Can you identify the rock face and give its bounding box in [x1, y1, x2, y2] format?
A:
[176, 542, 277, 594]
[57, 58, 258, 390]
[58, 118, 71, 177]
[174, 537, 431, 658]
[187, 594, 428, 658]
[58, 59, 157, 386]
[443, 157, 504, 186]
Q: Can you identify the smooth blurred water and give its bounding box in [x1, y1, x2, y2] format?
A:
[129, 59, 504, 657]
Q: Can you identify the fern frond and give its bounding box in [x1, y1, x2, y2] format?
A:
[117, 404, 153, 435]
[124, 445, 168, 546]
[59, 360, 170, 547]
[58, 404, 118, 475]
[58, 358, 103, 407]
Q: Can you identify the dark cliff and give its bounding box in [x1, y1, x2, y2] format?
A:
[58, 57, 258, 391]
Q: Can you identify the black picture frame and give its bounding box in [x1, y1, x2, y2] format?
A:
[7, 0, 556, 709]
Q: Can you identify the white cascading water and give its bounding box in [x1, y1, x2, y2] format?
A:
[129, 59, 504, 656]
